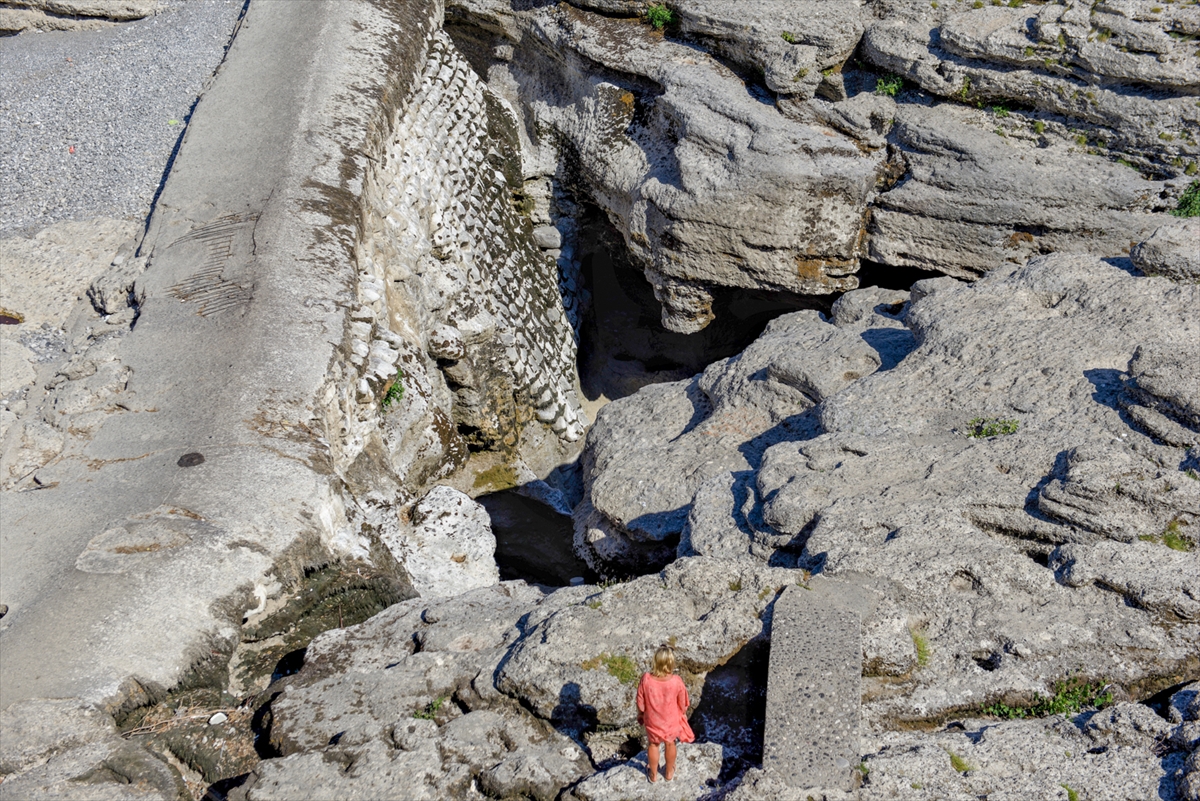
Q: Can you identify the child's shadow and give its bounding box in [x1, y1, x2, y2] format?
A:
[551, 681, 598, 741]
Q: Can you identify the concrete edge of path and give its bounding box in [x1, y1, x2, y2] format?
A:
[0, 0, 439, 710]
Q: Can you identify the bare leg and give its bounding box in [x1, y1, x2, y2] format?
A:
[647, 740, 660, 782]
[664, 740, 677, 781]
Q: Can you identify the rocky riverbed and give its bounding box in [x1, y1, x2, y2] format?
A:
[1, 0, 1199, 799]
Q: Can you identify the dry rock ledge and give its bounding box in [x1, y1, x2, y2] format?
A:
[0, 0, 1199, 799]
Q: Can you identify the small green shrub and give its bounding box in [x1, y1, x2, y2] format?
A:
[980, 676, 1113, 719]
[1061, 783, 1080, 801]
[1033, 120, 1046, 134]
[413, 696, 446, 720]
[1172, 180, 1200, 217]
[586, 599, 603, 610]
[966, 417, 1020, 438]
[645, 3, 675, 29]
[781, 31, 796, 43]
[1024, 45, 1035, 56]
[1185, 468, 1199, 481]
[582, 653, 639, 684]
[876, 74, 904, 96]
[958, 75, 972, 99]
[948, 750, 973, 773]
[729, 578, 744, 592]
[381, 369, 405, 409]
[992, 104, 1010, 117]
[1186, 162, 1198, 176]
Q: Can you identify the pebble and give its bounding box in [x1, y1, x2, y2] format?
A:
[208, 712, 228, 726]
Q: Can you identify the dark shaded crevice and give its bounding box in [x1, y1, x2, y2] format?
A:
[689, 635, 770, 784]
[477, 489, 595, 586]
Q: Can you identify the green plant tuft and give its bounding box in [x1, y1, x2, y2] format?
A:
[980, 676, 1113, 719]
[958, 75, 972, 99]
[1142, 519, 1194, 551]
[781, 30, 796, 43]
[876, 74, 904, 96]
[966, 417, 1020, 438]
[413, 696, 446, 720]
[1172, 180, 1200, 217]
[1061, 783, 1080, 801]
[729, 578, 744, 592]
[645, 3, 675, 30]
[948, 750, 973, 773]
[381, 369, 405, 409]
[582, 653, 639, 684]
[1033, 120, 1046, 134]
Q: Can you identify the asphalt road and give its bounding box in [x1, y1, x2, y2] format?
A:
[0, 0, 247, 237]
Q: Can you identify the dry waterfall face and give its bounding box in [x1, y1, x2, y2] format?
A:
[1, 0, 1199, 799]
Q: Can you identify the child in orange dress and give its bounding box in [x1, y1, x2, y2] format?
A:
[636, 645, 695, 783]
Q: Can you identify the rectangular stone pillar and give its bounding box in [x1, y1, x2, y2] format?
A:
[763, 582, 861, 793]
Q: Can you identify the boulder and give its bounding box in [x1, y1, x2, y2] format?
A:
[379, 486, 499, 599]
[566, 741, 724, 801]
[577, 287, 910, 574]
[1132, 217, 1200, 283]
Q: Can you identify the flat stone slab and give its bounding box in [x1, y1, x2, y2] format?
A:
[763, 581, 862, 792]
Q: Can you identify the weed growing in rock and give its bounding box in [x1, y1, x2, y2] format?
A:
[414, 696, 446, 720]
[1172, 180, 1200, 217]
[856, 761, 870, 779]
[781, 31, 796, 43]
[909, 627, 931, 666]
[1185, 469, 1200, 481]
[729, 578, 744, 592]
[586, 599, 603, 610]
[876, 74, 904, 96]
[958, 75, 972, 99]
[645, 3, 675, 30]
[381, 369, 405, 409]
[966, 417, 1020, 438]
[980, 676, 1113, 718]
[1033, 120, 1046, 134]
[582, 653, 638, 684]
[948, 750, 973, 773]
[1061, 783, 1080, 801]
[992, 104, 1010, 117]
[1140, 519, 1194, 551]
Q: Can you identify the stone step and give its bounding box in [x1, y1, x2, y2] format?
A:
[762, 580, 864, 793]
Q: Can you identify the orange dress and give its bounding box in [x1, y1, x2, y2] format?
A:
[636, 673, 695, 745]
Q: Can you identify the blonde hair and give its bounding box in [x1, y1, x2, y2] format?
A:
[651, 645, 677, 678]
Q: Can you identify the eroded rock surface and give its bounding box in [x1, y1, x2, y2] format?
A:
[579, 254, 1200, 727]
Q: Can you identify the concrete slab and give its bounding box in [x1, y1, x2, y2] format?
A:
[763, 581, 863, 793]
[0, 0, 439, 708]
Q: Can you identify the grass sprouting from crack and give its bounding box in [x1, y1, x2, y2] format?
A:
[980, 676, 1113, 719]
[581, 653, 639, 685]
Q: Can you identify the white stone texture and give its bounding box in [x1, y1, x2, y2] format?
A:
[381, 485, 499, 598]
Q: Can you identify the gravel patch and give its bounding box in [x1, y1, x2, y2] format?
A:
[0, 0, 246, 237]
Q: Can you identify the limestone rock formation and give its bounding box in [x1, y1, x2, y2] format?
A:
[0, 0, 158, 33]
[379, 485, 499, 598]
[243, 558, 792, 797]
[450, 0, 883, 332]
[578, 254, 1200, 725]
[1132, 217, 1200, 283]
[577, 286, 910, 574]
